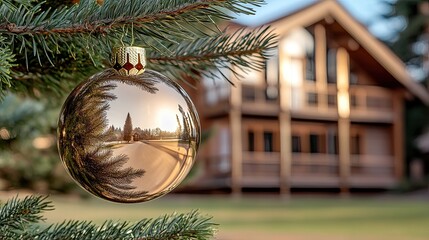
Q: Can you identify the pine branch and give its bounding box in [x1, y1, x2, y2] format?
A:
[0, 195, 53, 233]
[147, 26, 277, 84]
[0, 0, 264, 49]
[1, 0, 262, 35]
[0, 36, 16, 97]
[0, 0, 277, 98]
[0, 196, 217, 239]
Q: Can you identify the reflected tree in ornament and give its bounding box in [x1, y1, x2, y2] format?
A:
[178, 104, 190, 141]
[123, 112, 133, 143]
[58, 69, 158, 201]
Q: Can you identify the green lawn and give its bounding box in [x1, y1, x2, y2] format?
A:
[32, 194, 429, 240]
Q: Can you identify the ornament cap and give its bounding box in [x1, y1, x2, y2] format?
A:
[112, 46, 146, 76]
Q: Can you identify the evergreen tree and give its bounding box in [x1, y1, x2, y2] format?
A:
[123, 112, 133, 143]
[385, 0, 429, 81]
[384, 0, 429, 178]
[0, 0, 276, 238]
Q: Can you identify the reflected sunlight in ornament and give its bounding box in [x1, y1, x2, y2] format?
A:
[156, 108, 178, 133]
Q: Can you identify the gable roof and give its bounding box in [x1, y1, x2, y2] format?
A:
[241, 0, 429, 104]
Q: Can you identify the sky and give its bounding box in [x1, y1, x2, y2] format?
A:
[234, 0, 402, 41]
[106, 81, 188, 133]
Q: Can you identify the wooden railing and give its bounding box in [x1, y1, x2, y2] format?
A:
[241, 152, 393, 176]
[349, 86, 393, 112]
[242, 151, 280, 178]
[204, 154, 231, 177]
[242, 84, 279, 103]
[349, 86, 394, 122]
[291, 84, 394, 121]
[290, 84, 338, 111]
[292, 153, 339, 175]
[201, 152, 396, 188]
[241, 84, 280, 115]
[350, 154, 394, 176]
[203, 83, 395, 120]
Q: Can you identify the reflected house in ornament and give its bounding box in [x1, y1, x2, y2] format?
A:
[191, 0, 429, 195]
[133, 132, 140, 141]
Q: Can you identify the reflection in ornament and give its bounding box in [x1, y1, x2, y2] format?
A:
[58, 47, 200, 203]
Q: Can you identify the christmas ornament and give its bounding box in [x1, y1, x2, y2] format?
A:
[58, 46, 200, 203]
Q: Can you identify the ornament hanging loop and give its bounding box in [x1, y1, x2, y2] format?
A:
[119, 24, 135, 46]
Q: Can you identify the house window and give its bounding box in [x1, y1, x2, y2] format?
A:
[350, 72, 358, 85]
[309, 133, 320, 153]
[327, 132, 338, 154]
[305, 54, 315, 81]
[292, 135, 301, 153]
[248, 131, 255, 152]
[263, 131, 273, 152]
[327, 48, 337, 84]
[350, 94, 358, 107]
[242, 85, 256, 101]
[327, 94, 337, 107]
[351, 135, 361, 155]
[265, 51, 279, 101]
[307, 92, 318, 106]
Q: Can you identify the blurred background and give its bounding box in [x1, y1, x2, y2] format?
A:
[1, 0, 428, 239]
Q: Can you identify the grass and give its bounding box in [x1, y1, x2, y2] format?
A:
[36, 194, 429, 240]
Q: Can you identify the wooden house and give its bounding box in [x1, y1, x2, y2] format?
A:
[192, 0, 429, 195]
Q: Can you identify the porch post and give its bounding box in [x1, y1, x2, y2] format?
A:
[279, 112, 292, 196]
[279, 45, 292, 197]
[336, 47, 351, 195]
[315, 24, 328, 109]
[392, 90, 404, 181]
[230, 69, 243, 196]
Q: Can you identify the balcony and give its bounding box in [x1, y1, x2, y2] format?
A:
[241, 84, 280, 116]
[198, 151, 397, 190]
[291, 153, 340, 187]
[202, 83, 395, 122]
[201, 81, 231, 117]
[242, 151, 281, 187]
[350, 154, 396, 187]
[349, 86, 394, 123]
[239, 152, 396, 188]
[291, 84, 394, 122]
[290, 84, 338, 120]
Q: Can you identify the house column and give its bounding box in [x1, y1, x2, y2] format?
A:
[279, 45, 292, 197]
[336, 47, 351, 195]
[392, 90, 404, 181]
[230, 69, 242, 196]
[315, 24, 328, 109]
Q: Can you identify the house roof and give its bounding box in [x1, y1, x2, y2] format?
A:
[236, 0, 429, 104]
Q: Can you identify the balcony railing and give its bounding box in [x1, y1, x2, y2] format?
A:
[291, 84, 394, 122]
[202, 152, 396, 188]
[292, 153, 339, 175]
[241, 84, 280, 115]
[242, 151, 281, 187]
[350, 154, 396, 187]
[203, 83, 395, 121]
[204, 154, 231, 177]
[350, 154, 394, 176]
[349, 85, 394, 122]
[240, 152, 394, 176]
[242, 151, 280, 178]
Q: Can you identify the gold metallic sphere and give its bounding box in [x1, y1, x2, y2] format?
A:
[58, 68, 200, 203]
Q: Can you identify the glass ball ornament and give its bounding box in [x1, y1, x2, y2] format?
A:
[57, 46, 200, 203]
